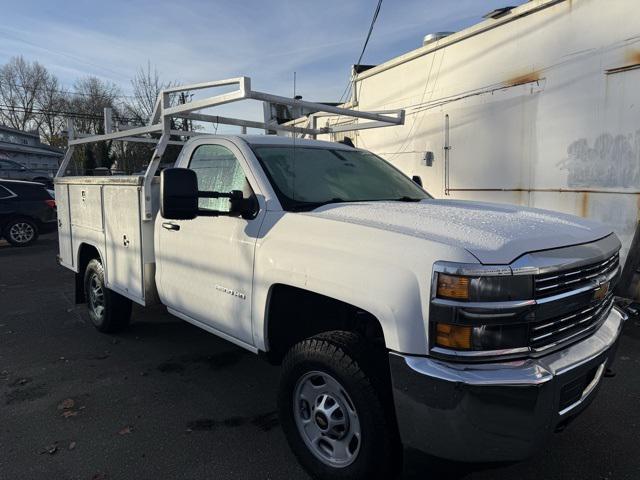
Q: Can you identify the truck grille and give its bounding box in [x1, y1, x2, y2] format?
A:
[534, 253, 619, 299]
[530, 293, 614, 351]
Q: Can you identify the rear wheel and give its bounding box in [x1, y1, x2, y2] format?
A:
[278, 331, 401, 480]
[3, 217, 39, 246]
[84, 258, 132, 333]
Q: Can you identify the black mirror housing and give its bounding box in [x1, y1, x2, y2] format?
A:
[412, 175, 423, 187]
[160, 168, 198, 220]
[229, 190, 259, 219]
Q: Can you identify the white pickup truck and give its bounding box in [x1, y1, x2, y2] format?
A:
[54, 80, 625, 479]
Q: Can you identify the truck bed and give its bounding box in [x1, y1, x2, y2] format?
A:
[55, 175, 160, 306]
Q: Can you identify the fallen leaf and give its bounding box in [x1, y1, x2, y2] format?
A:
[62, 410, 78, 418]
[58, 398, 75, 410]
[118, 426, 133, 435]
[68, 441, 76, 450]
[39, 444, 58, 455]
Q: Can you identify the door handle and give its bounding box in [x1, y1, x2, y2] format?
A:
[162, 222, 180, 231]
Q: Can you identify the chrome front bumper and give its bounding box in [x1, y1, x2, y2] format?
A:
[389, 306, 626, 462]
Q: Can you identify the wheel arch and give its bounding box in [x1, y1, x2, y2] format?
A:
[75, 243, 104, 304]
[263, 283, 388, 364]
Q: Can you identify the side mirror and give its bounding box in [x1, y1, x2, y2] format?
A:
[160, 168, 198, 220]
[412, 175, 423, 187]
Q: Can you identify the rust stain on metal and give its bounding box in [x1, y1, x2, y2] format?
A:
[504, 71, 540, 87]
[607, 50, 640, 74]
[626, 50, 640, 65]
[580, 192, 589, 218]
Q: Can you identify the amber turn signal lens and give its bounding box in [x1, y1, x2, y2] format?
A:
[437, 273, 470, 300]
[435, 323, 472, 349]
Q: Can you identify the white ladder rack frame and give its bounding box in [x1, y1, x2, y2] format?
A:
[56, 76, 405, 221]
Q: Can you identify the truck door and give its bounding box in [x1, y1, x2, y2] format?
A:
[155, 140, 264, 348]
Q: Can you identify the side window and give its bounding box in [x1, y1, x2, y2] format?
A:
[188, 144, 248, 212]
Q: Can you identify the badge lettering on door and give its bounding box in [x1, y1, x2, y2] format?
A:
[216, 285, 246, 300]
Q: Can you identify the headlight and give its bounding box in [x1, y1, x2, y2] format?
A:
[433, 321, 530, 351]
[436, 273, 531, 302]
[430, 267, 534, 357]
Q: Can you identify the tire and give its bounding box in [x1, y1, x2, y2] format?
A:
[3, 217, 39, 247]
[278, 331, 401, 480]
[83, 258, 132, 333]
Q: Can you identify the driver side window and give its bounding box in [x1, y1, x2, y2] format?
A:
[188, 144, 248, 212]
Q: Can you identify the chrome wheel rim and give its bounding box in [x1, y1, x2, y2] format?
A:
[88, 273, 105, 319]
[9, 222, 34, 244]
[293, 371, 361, 468]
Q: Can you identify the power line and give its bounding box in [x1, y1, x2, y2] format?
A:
[0, 104, 140, 124]
[0, 80, 137, 100]
[338, 0, 384, 104]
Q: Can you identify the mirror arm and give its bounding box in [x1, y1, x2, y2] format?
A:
[195, 209, 240, 217]
[197, 190, 240, 199]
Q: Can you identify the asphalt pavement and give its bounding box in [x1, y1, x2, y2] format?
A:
[1, 235, 639, 480]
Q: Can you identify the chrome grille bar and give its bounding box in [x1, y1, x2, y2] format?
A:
[534, 253, 619, 298]
[529, 295, 614, 351]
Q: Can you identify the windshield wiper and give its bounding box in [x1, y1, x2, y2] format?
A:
[393, 196, 423, 202]
[290, 197, 346, 212]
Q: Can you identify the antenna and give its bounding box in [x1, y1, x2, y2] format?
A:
[292, 71, 297, 202]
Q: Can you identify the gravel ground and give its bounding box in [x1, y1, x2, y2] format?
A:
[1, 234, 639, 480]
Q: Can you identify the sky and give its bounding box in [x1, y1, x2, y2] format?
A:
[0, 0, 527, 124]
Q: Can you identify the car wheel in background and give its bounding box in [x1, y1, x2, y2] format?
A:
[83, 258, 132, 333]
[3, 217, 39, 247]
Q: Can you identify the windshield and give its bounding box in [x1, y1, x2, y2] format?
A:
[251, 146, 430, 211]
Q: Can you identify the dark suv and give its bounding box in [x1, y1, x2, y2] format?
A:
[0, 179, 57, 246]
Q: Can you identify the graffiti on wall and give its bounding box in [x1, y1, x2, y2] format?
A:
[558, 132, 640, 188]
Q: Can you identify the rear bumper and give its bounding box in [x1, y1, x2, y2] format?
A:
[389, 306, 626, 462]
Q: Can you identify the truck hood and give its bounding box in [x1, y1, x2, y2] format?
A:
[307, 200, 613, 264]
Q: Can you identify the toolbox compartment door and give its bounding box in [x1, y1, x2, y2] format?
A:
[102, 185, 143, 302]
[54, 183, 73, 268]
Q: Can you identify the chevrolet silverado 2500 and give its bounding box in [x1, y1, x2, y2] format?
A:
[54, 80, 625, 479]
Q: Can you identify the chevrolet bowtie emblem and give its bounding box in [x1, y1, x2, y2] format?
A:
[593, 281, 610, 301]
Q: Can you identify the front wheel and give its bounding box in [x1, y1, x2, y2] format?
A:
[84, 258, 132, 333]
[278, 331, 401, 480]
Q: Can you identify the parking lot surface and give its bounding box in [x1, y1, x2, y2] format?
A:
[1, 235, 639, 480]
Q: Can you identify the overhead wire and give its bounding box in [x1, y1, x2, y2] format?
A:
[0, 104, 139, 124]
[337, 0, 384, 105]
[0, 80, 137, 100]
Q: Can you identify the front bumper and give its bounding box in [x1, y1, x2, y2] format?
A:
[389, 306, 626, 462]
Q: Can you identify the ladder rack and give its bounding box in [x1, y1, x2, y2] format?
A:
[55, 76, 405, 220]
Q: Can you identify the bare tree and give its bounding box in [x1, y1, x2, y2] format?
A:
[70, 76, 122, 135]
[0, 56, 49, 132]
[115, 63, 191, 173]
[68, 76, 122, 170]
[38, 74, 68, 146]
[126, 61, 176, 125]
